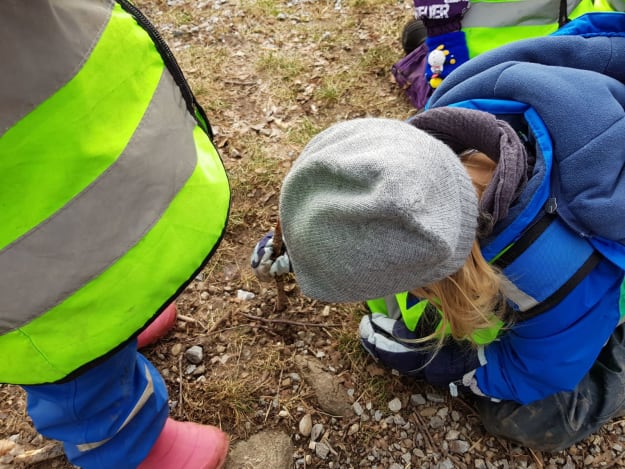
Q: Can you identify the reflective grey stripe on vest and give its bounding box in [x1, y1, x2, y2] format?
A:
[463, 0, 582, 28]
[608, 0, 625, 11]
[0, 70, 197, 334]
[383, 295, 403, 320]
[0, 0, 113, 134]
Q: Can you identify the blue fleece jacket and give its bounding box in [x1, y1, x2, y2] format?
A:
[431, 13, 625, 243]
[428, 13, 625, 404]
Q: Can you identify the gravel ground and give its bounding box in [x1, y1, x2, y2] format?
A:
[3, 1, 625, 468]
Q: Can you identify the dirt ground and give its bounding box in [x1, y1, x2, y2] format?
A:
[3, 1, 625, 468]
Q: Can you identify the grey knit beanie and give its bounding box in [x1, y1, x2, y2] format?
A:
[280, 118, 478, 303]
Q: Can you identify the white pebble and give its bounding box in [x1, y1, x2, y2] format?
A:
[388, 397, 402, 413]
[299, 414, 312, 437]
[237, 289, 255, 300]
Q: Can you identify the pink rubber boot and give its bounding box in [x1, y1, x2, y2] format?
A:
[138, 418, 229, 469]
[137, 303, 178, 349]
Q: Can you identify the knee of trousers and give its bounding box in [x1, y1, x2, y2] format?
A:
[476, 398, 587, 453]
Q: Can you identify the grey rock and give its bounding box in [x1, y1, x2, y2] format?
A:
[315, 441, 330, 459]
[437, 459, 455, 469]
[236, 289, 255, 301]
[410, 393, 426, 406]
[310, 423, 324, 442]
[429, 416, 445, 429]
[347, 423, 359, 436]
[184, 345, 203, 364]
[449, 439, 471, 454]
[192, 364, 206, 376]
[426, 392, 445, 403]
[294, 356, 354, 417]
[226, 431, 293, 469]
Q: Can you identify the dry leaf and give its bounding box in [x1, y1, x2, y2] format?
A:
[0, 440, 16, 457]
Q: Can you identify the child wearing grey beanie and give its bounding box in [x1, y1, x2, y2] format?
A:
[251, 22, 625, 454]
[250, 112, 498, 405]
[278, 117, 479, 303]
[249, 108, 531, 444]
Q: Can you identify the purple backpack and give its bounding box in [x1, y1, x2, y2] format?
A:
[392, 0, 471, 109]
[391, 43, 431, 110]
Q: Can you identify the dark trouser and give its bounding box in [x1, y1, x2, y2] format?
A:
[476, 323, 625, 452]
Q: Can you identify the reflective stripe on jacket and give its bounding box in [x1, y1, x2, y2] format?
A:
[0, 0, 230, 384]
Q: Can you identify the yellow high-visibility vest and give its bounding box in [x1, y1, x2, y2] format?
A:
[461, 0, 623, 57]
[0, 0, 230, 384]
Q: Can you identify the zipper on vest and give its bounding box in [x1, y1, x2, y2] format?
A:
[116, 0, 214, 139]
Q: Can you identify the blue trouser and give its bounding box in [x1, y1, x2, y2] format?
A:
[23, 339, 168, 469]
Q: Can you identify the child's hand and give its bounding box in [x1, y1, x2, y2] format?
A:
[250, 231, 292, 282]
[359, 313, 434, 377]
[359, 313, 480, 386]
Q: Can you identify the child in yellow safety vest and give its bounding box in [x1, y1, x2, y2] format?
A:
[393, 0, 625, 109]
[0, 2, 231, 468]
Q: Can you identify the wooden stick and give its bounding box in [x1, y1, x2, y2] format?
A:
[13, 443, 64, 465]
[240, 312, 341, 328]
[271, 219, 288, 312]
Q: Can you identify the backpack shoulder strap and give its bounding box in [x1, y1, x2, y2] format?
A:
[491, 205, 602, 322]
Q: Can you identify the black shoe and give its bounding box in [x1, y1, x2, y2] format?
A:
[402, 18, 427, 55]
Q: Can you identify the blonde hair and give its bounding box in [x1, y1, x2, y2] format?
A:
[411, 241, 505, 344]
[411, 151, 507, 345]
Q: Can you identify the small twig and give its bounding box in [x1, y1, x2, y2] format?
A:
[528, 447, 544, 468]
[341, 415, 362, 439]
[178, 353, 184, 413]
[239, 312, 341, 328]
[177, 312, 208, 331]
[223, 79, 258, 86]
[447, 453, 468, 469]
[13, 443, 64, 465]
[312, 409, 345, 418]
[612, 416, 625, 425]
[265, 367, 285, 424]
[466, 436, 484, 453]
[320, 432, 339, 456]
[353, 389, 368, 406]
[261, 191, 276, 204]
[271, 219, 289, 313]
[205, 309, 232, 335]
[252, 323, 282, 337]
[413, 410, 437, 453]
[177, 314, 197, 323]
[453, 396, 481, 418]
[492, 436, 516, 466]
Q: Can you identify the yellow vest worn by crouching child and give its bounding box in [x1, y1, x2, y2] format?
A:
[461, 0, 624, 56]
